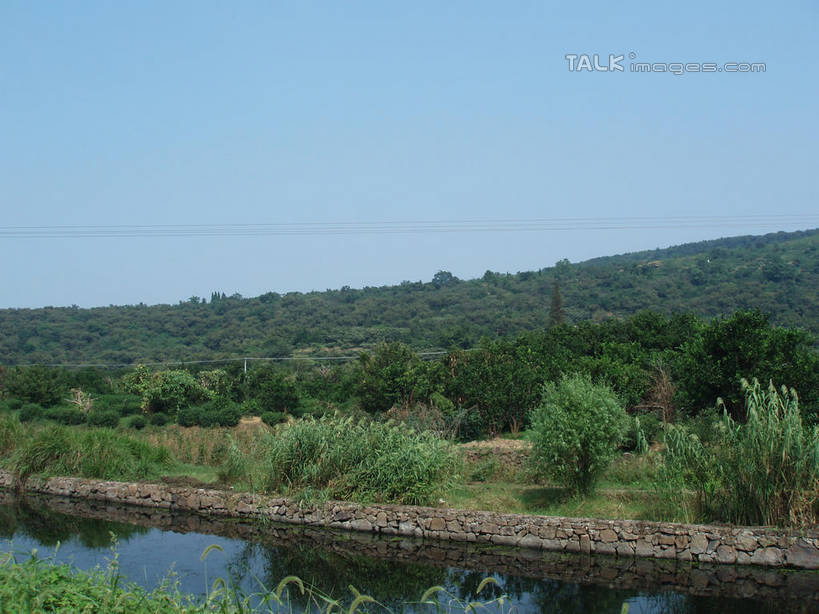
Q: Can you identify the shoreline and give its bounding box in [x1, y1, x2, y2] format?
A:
[2, 470, 817, 569]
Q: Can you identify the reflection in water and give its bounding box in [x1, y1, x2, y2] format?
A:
[0, 493, 815, 614]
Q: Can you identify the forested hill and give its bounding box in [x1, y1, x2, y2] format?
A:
[2, 228, 817, 366]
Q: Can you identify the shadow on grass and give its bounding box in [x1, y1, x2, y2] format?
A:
[518, 486, 576, 511]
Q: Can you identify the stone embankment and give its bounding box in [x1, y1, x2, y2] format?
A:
[8, 492, 819, 604]
[1, 471, 817, 569]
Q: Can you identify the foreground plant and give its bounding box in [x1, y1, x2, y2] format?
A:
[0, 545, 511, 614]
[660, 379, 819, 526]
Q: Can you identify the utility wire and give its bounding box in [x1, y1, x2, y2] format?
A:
[6, 350, 454, 369]
[1, 215, 817, 239]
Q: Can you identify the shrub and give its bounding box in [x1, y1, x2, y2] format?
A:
[123, 366, 210, 414]
[262, 415, 460, 505]
[529, 374, 627, 494]
[19, 403, 44, 423]
[149, 412, 170, 426]
[660, 379, 819, 526]
[247, 366, 300, 413]
[87, 410, 121, 429]
[7, 399, 23, 410]
[177, 406, 203, 427]
[45, 406, 86, 426]
[127, 415, 147, 430]
[261, 411, 286, 426]
[2, 366, 66, 407]
[96, 393, 142, 416]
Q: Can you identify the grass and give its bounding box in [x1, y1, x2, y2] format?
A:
[0, 546, 511, 614]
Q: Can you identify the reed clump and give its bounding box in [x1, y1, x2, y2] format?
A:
[659, 378, 819, 526]
[9, 424, 173, 484]
[260, 414, 461, 505]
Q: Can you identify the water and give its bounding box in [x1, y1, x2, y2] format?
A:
[0, 492, 816, 613]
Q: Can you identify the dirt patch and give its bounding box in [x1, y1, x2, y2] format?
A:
[461, 438, 531, 451]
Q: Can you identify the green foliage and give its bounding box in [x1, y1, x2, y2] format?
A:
[660, 379, 819, 526]
[127, 414, 147, 430]
[7, 399, 23, 410]
[354, 342, 421, 413]
[675, 310, 819, 420]
[247, 365, 300, 413]
[149, 412, 170, 426]
[87, 410, 121, 429]
[10, 424, 172, 483]
[529, 374, 627, 494]
[1, 229, 816, 367]
[262, 415, 461, 505]
[2, 366, 66, 407]
[0, 414, 23, 455]
[0, 552, 509, 614]
[96, 393, 143, 416]
[622, 413, 662, 451]
[122, 366, 210, 414]
[44, 405, 86, 425]
[261, 411, 286, 426]
[177, 400, 241, 427]
[18, 403, 43, 423]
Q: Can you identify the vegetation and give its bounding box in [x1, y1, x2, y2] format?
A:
[659, 379, 819, 526]
[260, 415, 461, 505]
[0, 229, 816, 366]
[0, 549, 510, 614]
[528, 375, 627, 494]
[1, 416, 172, 484]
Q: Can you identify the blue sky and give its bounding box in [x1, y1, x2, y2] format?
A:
[1, 1, 817, 308]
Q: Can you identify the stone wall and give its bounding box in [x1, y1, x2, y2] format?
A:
[1, 471, 817, 569]
[7, 491, 819, 604]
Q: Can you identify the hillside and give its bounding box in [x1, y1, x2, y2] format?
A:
[1, 228, 817, 365]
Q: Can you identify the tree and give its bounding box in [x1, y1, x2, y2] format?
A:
[548, 283, 565, 328]
[529, 374, 627, 494]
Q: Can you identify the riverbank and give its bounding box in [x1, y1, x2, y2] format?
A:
[2, 471, 817, 569]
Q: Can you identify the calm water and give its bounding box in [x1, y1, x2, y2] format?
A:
[0, 493, 815, 613]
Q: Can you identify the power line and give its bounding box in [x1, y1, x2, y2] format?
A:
[5, 350, 453, 369]
[0, 215, 817, 239]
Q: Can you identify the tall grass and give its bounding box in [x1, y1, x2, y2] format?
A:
[660, 379, 819, 526]
[260, 415, 461, 505]
[10, 424, 173, 484]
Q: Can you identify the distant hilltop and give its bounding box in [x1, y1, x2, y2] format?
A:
[1, 228, 817, 366]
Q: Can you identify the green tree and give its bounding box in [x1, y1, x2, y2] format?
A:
[548, 283, 565, 328]
[529, 374, 627, 494]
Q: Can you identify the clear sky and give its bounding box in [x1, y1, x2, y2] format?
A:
[1, 1, 817, 308]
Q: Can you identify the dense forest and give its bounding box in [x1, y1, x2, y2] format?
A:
[1, 228, 817, 366]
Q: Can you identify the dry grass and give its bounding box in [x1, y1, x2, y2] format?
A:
[136, 421, 268, 466]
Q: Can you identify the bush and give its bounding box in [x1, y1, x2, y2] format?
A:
[149, 412, 170, 426]
[529, 374, 627, 494]
[19, 403, 44, 423]
[96, 393, 142, 416]
[660, 379, 819, 526]
[86, 410, 121, 429]
[123, 366, 210, 414]
[261, 411, 286, 426]
[45, 406, 86, 426]
[7, 399, 23, 410]
[262, 415, 460, 505]
[177, 406, 203, 427]
[247, 366, 299, 413]
[127, 415, 147, 430]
